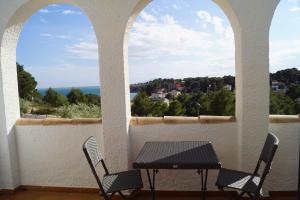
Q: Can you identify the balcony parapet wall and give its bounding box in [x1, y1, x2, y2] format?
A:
[15, 115, 300, 126]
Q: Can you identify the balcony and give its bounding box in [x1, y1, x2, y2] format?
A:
[0, 0, 299, 200]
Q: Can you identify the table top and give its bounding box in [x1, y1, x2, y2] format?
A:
[133, 141, 221, 169]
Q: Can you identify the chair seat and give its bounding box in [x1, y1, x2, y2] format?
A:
[102, 169, 143, 194]
[216, 168, 262, 194]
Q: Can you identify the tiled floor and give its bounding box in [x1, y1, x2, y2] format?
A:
[0, 190, 297, 200]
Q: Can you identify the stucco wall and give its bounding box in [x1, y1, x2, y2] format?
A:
[14, 122, 299, 192]
[15, 124, 104, 188]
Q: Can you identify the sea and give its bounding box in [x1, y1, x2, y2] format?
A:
[38, 86, 137, 100]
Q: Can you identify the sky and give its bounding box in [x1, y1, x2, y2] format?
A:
[16, 0, 300, 88]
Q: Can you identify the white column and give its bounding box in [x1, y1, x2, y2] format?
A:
[87, 0, 143, 171]
[0, 21, 22, 190]
[214, 0, 280, 170]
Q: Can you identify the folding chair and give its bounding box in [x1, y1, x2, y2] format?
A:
[216, 132, 279, 200]
[83, 136, 143, 200]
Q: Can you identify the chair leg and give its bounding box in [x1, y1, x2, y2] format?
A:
[252, 193, 260, 200]
[128, 189, 142, 199]
[118, 191, 128, 200]
[235, 191, 245, 200]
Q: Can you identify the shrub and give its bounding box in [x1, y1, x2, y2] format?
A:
[56, 103, 101, 118]
[67, 89, 87, 104]
[19, 98, 31, 115]
[43, 88, 68, 107]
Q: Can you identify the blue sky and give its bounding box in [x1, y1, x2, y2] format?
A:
[17, 0, 300, 88]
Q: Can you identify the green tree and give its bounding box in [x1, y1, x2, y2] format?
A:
[67, 88, 87, 104]
[85, 94, 101, 106]
[295, 99, 300, 114]
[270, 92, 296, 115]
[150, 101, 168, 117]
[286, 83, 300, 100]
[43, 88, 68, 107]
[209, 89, 235, 115]
[19, 98, 31, 115]
[131, 92, 153, 116]
[166, 100, 185, 116]
[17, 63, 38, 100]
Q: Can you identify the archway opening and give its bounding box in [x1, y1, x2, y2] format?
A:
[128, 0, 235, 117]
[270, 0, 300, 115]
[16, 3, 101, 119]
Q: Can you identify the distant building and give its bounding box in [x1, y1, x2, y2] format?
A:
[151, 89, 166, 100]
[224, 84, 232, 91]
[169, 90, 181, 98]
[271, 81, 287, 92]
[175, 83, 184, 91]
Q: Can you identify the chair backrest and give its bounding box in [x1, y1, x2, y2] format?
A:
[82, 136, 109, 195]
[253, 132, 279, 195]
[259, 133, 279, 164]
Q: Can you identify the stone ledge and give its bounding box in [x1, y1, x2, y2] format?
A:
[269, 115, 300, 123]
[15, 115, 300, 126]
[16, 118, 102, 126]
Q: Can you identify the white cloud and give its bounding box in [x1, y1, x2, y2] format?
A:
[211, 16, 225, 34]
[50, 4, 59, 7]
[65, 42, 98, 60]
[197, 10, 226, 35]
[128, 13, 235, 82]
[27, 63, 99, 88]
[172, 4, 179, 9]
[288, 0, 299, 4]
[289, 6, 300, 12]
[40, 33, 53, 37]
[39, 9, 50, 13]
[40, 33, 73, 40]
[197, 11, 212, 23]
[62, 10, 82, 15]
[140, 11, 157, 22]
[270, 39, 300, 70]
[58, 35, 73, 39]
[40, 17, 47, 23]
[162, 15, 176, 24]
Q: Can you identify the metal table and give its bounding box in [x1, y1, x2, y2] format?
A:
[133, 141, 221, 200]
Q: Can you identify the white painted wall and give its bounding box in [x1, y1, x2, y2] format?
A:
[15, 124, 104, 188]
[14, 122, 299, 193]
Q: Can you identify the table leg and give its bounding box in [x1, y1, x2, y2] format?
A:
[146, 169, 158, 200]
[198, 169, 208, 200]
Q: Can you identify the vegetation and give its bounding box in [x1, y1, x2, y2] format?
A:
[16, 62, 300, 118]
[17, 63, 101, 118]
[17, 63, 40, 101]
[131, 89, 235, 117]
[131, 68, 300, 117]
[19, 98, 31, 115]
[67, 88, 88, 104]
[43, 88, 69, 107]
[56, 103, 101, 118]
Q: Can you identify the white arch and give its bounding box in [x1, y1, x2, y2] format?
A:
[0, 0, 100, 189]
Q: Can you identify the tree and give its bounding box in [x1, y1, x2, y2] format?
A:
[17, 63, 38, 100]
[295, 99, 300, 114]
[43, 88, 68, 107]
[67, 88, 87, 104]
[166, 100, 185, 116]
[85, 94, 101, 106]
[209, 89, 235, 115]
[270, 92, 296, 115]
[270, 68, 300, 86]
[286, 83, 300, 100]
[131, 92, 153, 116]
[150, 101, 168, 117]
